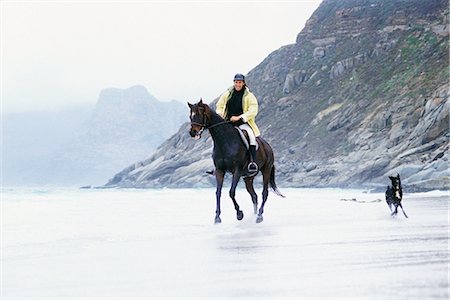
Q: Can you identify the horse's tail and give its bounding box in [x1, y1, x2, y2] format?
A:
[270, 165, 285, 198]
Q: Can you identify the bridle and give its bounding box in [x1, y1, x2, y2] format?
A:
[190, 113, 208, 137]
[190, 112, 231, 138]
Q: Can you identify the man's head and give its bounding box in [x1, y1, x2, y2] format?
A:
[233, 73, 245, 91]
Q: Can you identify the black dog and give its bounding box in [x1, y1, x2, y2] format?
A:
[385, 174, 408, 218]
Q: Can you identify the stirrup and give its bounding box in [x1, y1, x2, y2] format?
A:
[248, 162, 258, 173]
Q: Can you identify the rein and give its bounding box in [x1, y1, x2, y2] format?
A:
[207, 120, 232, 129]
[191, 115, 231, 136]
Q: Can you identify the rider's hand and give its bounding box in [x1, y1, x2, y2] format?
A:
[230, 116, 242, 122]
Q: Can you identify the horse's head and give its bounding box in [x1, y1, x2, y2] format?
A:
[187, 99, 211, 140]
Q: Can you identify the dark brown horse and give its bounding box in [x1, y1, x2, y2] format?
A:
[188, 99, 284, 223]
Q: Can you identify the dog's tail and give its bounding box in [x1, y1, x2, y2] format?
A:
[270, 165, 285, 198]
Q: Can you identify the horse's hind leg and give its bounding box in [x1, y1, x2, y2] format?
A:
[256, 168, 271, 223]
[230, 172, 244, 221]
[244, 177, 258, 214]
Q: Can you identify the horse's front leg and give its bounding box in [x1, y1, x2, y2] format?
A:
[215, 170, 225, 224]
[230, 172, 243, 221]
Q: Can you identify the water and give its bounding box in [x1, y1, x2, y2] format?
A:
[2, 187, 449, 298]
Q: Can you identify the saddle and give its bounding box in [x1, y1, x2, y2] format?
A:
[235, 127, 259, 151]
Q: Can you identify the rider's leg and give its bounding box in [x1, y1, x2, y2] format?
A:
[239, 124, 258, 173]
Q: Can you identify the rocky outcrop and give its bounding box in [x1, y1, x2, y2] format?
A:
[105, 0, 449, 192]
[47, 85, 187, 186]
[283, 70, 308, 94]
[313, 47, 326, 59]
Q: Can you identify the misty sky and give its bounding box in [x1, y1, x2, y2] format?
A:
[3, 1, 322, 113]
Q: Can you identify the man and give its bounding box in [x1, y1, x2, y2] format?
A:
[216, 73, 260, 174]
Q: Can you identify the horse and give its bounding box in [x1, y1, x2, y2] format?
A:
[188, 99, 284, 224]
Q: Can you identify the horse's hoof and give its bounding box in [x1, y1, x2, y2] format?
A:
[214, 216, 221, 224]
[256, 216, 263, 223]
[237, 210, 244, 221]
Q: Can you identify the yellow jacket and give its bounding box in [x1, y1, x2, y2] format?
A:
[216, 86, 260, 137]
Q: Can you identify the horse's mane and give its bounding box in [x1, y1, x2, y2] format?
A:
[201, 102, 228, 125]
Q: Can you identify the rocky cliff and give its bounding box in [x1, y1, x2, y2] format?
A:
[105, 0, 449, 191]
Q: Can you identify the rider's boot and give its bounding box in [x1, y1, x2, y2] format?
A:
[248, 145, 258, 174]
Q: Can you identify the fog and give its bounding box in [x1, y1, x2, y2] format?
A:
[3, 1, 322, 113]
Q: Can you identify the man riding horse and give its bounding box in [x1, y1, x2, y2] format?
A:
[216, 73, 259, 174]
[188, 74, 284, 223]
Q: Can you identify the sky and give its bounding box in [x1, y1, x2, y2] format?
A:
[2, 0, 322, 113]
